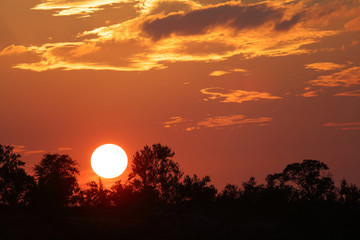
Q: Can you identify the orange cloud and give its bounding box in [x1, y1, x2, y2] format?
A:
[305, 62, 345, 71]
[32, 0, 128, 17]
[301, 0, 360, 28]
[11, 145, 45, 156]
[7, 1, 343, 72]
[345, 16, 360, 31]
[198, 115, 272, 128]
[335, 89, 360, 97]
[137, 0, 201, 15]
[309, 66, 360, 87]
[232, 68, 247, 73]
[209, 68, 247, 76]
[163, 116, 185, 128]
[13, 145, 26, 153]
[58, 147, 73, 151]
[23, 150, 45, 156]
[0, 45, 28, 56]
[163, 114, 272, 131]
[324, 122, 360, 131]
[209, 70, 230, 76]
[301, 90, 320, 98]
[201, 87, 281, 103]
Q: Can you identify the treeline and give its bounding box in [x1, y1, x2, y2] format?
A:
[1, 143, 359, 209]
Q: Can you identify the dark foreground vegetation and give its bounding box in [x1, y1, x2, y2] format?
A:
[1, 144, 359, 239]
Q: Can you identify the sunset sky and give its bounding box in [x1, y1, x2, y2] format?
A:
[1, 0, 359, 188]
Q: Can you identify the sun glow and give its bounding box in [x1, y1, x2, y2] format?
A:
[91, 144, 128, 178]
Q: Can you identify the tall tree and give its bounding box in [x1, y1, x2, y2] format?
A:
[128, 143, 183, 203]
[280, 159, 335, 201]
[34, 153, 79, 207]
[0, 145, 34, 206]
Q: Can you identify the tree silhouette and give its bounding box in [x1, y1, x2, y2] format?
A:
[180, 174, 217, 202]
[339, 178, 360, 204]
[80, 178, 111, 207]
[128, 143, 183, 203]
[219, 184, 241, 200]
[277, 159, 335, 201]
[264, 173, 293, 203]
[0, 145, 34, 206]
[239, 176, 264, 203]
[33, 153, 80, 207]
[110, 180, 136, 207]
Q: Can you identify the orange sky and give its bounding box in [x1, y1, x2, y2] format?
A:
[0, 0, 359, 188]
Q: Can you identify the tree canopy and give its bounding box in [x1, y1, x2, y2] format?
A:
[0, 145, 34, 206]
[128, 143, 183, 203]
[33, 153, 80, 207]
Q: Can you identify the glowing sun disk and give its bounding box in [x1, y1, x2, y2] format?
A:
[91, 144, 128, 178]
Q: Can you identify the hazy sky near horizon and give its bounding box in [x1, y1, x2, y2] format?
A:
[1, 0, 359, 188]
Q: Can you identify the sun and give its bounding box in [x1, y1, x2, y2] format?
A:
[91, 144, 128, 179]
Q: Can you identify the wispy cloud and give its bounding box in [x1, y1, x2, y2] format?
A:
[13, 145, 26, 153]
[197, 115, 272, 128]
[201, 87, 281, 103]
[12, 145, 45, 156]
[209, 68, 247, 76]
[301, 90, 320, 98]
[335, 89, 360, 97]
[309, 66, 360, 87]
[23, 150, 45, 156]
[305, 62, 345, 71]
[0, 45, 28, 56]
[209, 70, 230, 76]
[32, 0, 129, 17]
[324, 122, 360, 131]
[163, 114, 272, 131]
[58, 147, 73, 151]
[163, 116, 185, 128]
[137, 0, 201, 15]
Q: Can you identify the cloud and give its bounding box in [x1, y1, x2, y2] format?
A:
[11, 145, 45, 155]
[137, 0, 201, 15]
[309, 66, 360, 87]
[7, 1, 342, 72]
[201, 87, 281, 103]
[58, 147, 73, 151]
[301, 90, 320, 98]
[23, 150, 45, 156]
[301, 0, 360, 28]
[163, 114, 272, 130]
[209, 70, 229, 76]
[13, 145, 26, 153]
[345, 16, 360, 31]
[232, 68, 247, 73]
[141, 2, 287, 40]
[198, 115, 272, 128]
[324, 122, 360, 130]
[305, 62, 346, 71]
[209, 68, 247, 76]
[335, 89, 360, 97]
[32, 0, 128, 17]
[0, 45, 28, 56]
[163, 116, 185, 128]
